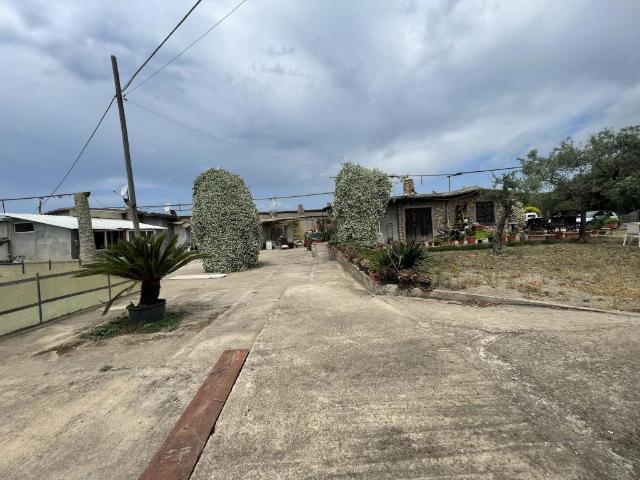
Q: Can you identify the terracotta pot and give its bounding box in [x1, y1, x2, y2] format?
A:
[507, 235, 517, 242]
[500, 236, 508, 243]
[368, 272, 380, 282]
[466, 237, 476, 244]
[457, 239, 465, 245]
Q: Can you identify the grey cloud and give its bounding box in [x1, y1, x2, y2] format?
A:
[1, 0, 639, 211]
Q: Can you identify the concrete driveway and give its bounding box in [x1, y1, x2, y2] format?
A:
[1, 246, 638, 479]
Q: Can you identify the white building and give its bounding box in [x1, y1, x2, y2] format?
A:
[0, 213, 166, 262]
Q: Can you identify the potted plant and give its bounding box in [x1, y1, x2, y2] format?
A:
[507, 233, 517, 242]
[76, 233, 203, 323]
[466, 235, 476, 245]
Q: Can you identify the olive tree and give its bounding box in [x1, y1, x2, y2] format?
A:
[192, 168, 261, 272]
[332, 162, 392, 248]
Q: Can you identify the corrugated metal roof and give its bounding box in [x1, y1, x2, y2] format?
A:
[0, 213, 166, 231]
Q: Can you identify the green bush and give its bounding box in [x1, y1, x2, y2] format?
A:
[192, 168, 261, 273]
[333, 162, 392, 248]
[386, 241, 429, 271]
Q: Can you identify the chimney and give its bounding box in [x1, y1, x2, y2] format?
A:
[297, 204, 304, 216]
[403, 178, 416, 196]
[73, 192, 97, 261]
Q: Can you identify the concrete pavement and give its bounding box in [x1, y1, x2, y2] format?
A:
[192, 245, 639, 479]
[1, 246, 638, 479]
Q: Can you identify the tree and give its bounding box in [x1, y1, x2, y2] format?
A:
[332, 163, 392, 248]
[77, 233, 202, 315]
[484, 172, 525, 254]
[521, 126, 640, 241]
[191, 168, 262, 272]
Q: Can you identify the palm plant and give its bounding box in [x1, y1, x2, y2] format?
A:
[77, 233, 203, 314]
[385, 240, 429, 272]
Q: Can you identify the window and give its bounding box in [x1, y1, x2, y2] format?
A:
[475, 201, 495, 224]
[14, 222, 34, 233]
[94, 231, 106, 250]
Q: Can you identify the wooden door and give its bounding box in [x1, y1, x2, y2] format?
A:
[405, 208, 433, 242]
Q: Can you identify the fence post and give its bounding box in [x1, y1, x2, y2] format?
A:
[107, 274, 112, 301]
[21, 260, 25, 275]
[35, 273, 43, 324]
[49, 259, 52, 270]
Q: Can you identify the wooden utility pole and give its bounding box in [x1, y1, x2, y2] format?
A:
[110, 54, 141, 236]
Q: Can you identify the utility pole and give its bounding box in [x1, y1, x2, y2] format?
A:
[110, 54, 141, 236]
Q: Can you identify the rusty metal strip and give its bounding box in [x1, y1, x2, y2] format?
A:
[138, 349, 250, 480]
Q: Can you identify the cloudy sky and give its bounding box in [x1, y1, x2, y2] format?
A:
[1, 0, 639, 213]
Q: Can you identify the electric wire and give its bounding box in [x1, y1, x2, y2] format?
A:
[41, 97, 116, 207]
[125, 0, 249, 94]
[41, 0, 211, 205]
[121, 0, 205, 92]
[125, 98, 331, 170]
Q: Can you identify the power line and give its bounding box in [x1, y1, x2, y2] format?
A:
[41, 0, 210, 206]
[125, 0, 249, 95]
[121, 0, 205, 92]
[0, 193, 75, 203]
[253, 191, 334, 201]
[41, 97, 116, 207]
[389, 166, 522, 178]
[125, 98, 331, 170]
[95, 192, 335, 210]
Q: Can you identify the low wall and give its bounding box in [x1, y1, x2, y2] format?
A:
[332, 248, 636, 315]
[0, 270, 138, 337]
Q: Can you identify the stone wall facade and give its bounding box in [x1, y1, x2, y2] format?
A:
[381, 192, 503, 243]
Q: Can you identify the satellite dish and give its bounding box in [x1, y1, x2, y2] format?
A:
[119, 185, 130, 205]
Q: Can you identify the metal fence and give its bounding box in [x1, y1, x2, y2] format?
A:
[0, 270, 137, 337]
[619, 211, 640, 224]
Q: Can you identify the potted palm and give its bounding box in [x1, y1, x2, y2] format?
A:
[77, 233, 203, 323]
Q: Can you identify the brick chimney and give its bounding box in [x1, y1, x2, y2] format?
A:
[403, 178, 416, 196]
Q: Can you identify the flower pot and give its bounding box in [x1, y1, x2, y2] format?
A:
[368, 272, 380, 283]
[457, 239, 465, 245]
[466, 237, 476, 244]
[127, 299, 166, 323]
[500, 236, 507, 243]
[507, 235, 517, 242]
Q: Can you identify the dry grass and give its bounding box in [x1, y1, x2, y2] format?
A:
[429, 238, 640, 311]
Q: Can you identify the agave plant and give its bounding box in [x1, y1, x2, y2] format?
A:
[77, 233, 203, 314]
[385, 240, 429, 272]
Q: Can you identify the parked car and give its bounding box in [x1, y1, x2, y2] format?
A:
[524, 212, 538, 222]
[576, 210, 618, 225]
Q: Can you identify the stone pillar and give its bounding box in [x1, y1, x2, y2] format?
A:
[74, 192, 97, 261]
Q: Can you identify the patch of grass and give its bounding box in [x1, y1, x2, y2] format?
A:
[81, 310, 188, 340]
[429, 239, 640, 310]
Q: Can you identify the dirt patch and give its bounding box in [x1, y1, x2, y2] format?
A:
[429, 238, 640, 311]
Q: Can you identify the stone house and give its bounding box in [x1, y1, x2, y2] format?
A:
[380, 179, 505, 243]
[259, 204, 331, 248]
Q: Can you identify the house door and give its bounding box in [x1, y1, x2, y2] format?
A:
[405, 208, 433, 242]
[70, 230, 80, 259]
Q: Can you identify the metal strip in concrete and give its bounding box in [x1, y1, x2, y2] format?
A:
[137, 348, 249, 480]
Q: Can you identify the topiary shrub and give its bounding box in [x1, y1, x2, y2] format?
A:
[192, 168, 261, 273]
[332, 162, 392, 248]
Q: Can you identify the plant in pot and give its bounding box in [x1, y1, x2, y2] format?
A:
[76, 233, 203, 323]
[466, 234, 477, 245]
